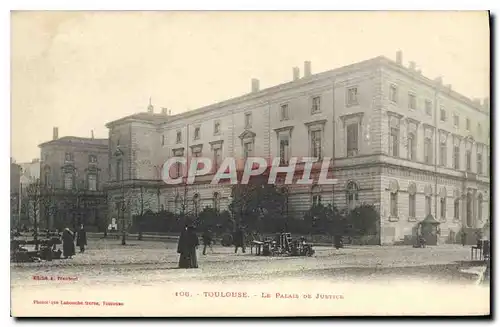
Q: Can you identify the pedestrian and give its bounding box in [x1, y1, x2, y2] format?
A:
[61, 228, 76, 259]
[461, 230, 467, 246]
[202, 228, 214, 255]
[76, 224, 87, 253]
[177, 224, 199, 268]
[233, 226, 246, 254]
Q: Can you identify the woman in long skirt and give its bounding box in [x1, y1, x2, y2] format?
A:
[62, 228, 76, 259]
[177, 225, 199, 268]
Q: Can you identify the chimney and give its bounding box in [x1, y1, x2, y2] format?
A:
[416, 69, 422, 74]
[161, 107, 168, 115]
[53, 127, 59, 140]
[91, 130, 94, 139]
[409, 61, 416, 70]
[304, 61, 311, 78]
[434, 76, 443, 85]
[473, 98, 481, 105]
[445, 84, 452, 91]
[293, 67, 300, 81]
[251, 78, 260, 93]
[396, 50, 403, 65]
[483, 97, 490, 110]
[169, 110, 172, 116]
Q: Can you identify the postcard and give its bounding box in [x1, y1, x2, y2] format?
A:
[10, 10, 490, 317]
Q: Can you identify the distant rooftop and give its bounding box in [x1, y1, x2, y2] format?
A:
[39, 136, 108, 148]
[106, 52, 489, 129]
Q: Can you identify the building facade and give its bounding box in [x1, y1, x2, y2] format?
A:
[105, 52, 490, 244]
[38, 128, 109, 231]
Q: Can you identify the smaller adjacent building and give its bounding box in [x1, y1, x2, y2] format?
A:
[38, 127, 109, 231]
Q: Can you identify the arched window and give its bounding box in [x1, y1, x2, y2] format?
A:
[439, 187, 447, 221]
[193, 193, 201, 216]
[466, 192, 473, 227]
[424, 185, 432, 216]
[478, 193, 483, 222]
[454, 198, 460, 221]
[389, 180, 399, 218]
[408, 183, 416, 219]
[346, 181, 359, 211]
[213, 192, 220, 212]
[311, 185, 321, 207]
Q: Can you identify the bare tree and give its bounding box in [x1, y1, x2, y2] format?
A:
[26, 179, 42, 250]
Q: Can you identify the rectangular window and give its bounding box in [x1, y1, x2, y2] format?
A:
[311, 96, 321, 113]
[407, 134, 415, 160]
[347, 87, 358, 106]
[194, 127, 200, 140]
[279, 136, 290, 165]
[214, 121, 221, 135]
[65, 152, 74, 162]
[390, 85, 398, 103]
[192, 149, 201, 158]
[409, 194, 416, 218]
[425, 196, 432, 216]
[487, 153, 490, 176]
[454, 199, 460, 220]
[311, 130, 322, 159]
[244, 112, 252, 129]
[64, 173, 73, 190]
[440, 141, 447, 167]
[408, 93, 416, 110]
[440, 197, 446, 220]
[280, 104, 289, 121]
[453, 114, 459, 127]
[161, 134, 165, 146]
[213, 148, 222, 172]
[89, 155, 97, 163]
[389, 128, 399, 157]
[466, 150, 471, 171]
[424, 138, 433, 164]
[425, 100, 432, 116]
[390, 193, 398, 217]
[477, 153, 483, 175]
[466, 118, 471, 131]
[453, 146, 460, 169]
[440, 107, 446, 122]
[116, 160, 122, 181]
[243, 142, 253, 159]
[176, 131, 182, 144]
[346, 123, 359, 157]
[88, 174, 97, 191]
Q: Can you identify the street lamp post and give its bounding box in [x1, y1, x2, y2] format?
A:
[115, 147, 126, 245]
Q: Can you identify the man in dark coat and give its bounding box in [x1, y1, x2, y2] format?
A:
[76, 224, 87, 253]
[177, 225, 199, 268]
[202, 228, 214, 255]
[62, 228, 76, 259]
[233, 227, 246, 254]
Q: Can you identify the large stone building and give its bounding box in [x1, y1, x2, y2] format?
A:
[38, 127, 109, 231]
[105, 52, 490, 244]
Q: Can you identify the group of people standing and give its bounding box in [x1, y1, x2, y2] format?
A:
[61, 224, 87, 259]
[176, 225, 248, 269]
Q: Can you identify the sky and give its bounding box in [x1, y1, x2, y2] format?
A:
[10, 11, 490, 163]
